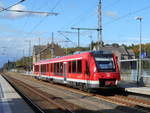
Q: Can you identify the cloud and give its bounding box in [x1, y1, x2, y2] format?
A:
[8, 4, 28, 18]
[0, 2, 4, 10]
[0, 3, 48, 19]
[0, 4, 29, 19]
[106, 11, 118, 18]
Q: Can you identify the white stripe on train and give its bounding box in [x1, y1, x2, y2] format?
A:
[32, 74, 99, 85]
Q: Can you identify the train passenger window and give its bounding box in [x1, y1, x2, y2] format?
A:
[50, 64, 53, 72]
[60, 62, 63, 75]
[68, 62, 71, 73]
[51, 64, 54, 72]
[46, 64, 50, 72]
[49, 64, 51, 72]
[57, 63, 60, 73]
[41, 64, 46, 73]
[72, 61, 77, 73]
[77, 60, 82, 73]
[54, 63, 57, 73]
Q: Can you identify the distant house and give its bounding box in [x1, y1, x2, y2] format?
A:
[93, 45, 135, 61]
[33, 45, 46, 63]
[33, 43, 65, 63]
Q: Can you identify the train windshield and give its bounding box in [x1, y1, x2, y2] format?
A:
[95, 57, 116, 72]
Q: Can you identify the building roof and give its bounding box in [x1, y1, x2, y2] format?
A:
[39, 43, 59, 53]
[33, 43, 64, 57]
[33, 45, 46, 55]
[93, 45, 135, 56]
[94, 46, 127, 54]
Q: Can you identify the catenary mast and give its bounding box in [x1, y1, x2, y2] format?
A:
[98, 0, 103, 49]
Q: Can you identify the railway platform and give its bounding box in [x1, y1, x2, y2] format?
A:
[118, 80, 150, 96]
[0, 75, 35, 113]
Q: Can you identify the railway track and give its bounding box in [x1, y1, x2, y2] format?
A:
[2, 73, 84, 113]
[1, 74, 44, 113]
[29, 74, 150, 113]
[2, 72, 150, 113]
[52, 83, 150, 113]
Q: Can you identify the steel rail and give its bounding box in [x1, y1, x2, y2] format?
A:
[2, 73, 76, 113]
[2, 73, 44, 113]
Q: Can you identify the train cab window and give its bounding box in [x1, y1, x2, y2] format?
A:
[95, 57, 115, 72]
[68, 62, 72, 73]
[77, 60, 82, 73]
[72, 60, 77, 73]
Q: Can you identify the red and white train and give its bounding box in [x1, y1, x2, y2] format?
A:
[33, 51, 120, 90]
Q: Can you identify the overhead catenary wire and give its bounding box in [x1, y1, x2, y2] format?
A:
[24, 0, 61, 33]
[51, 0, 63, 12]
[57, 0, 119, 48]
[105, 5, 150, 26]
[21, 0, 61, 40]
[59, 0, 122, 31]
[1, 0, 61, 59]
[0, 0, 26, 12]
[21, 0, 63, 47]
[104, 0, 121, 9]
[4, 9, 58, 16]
[57, 31, 77, 47]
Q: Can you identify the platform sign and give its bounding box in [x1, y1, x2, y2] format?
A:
[140, 52, 147, 59]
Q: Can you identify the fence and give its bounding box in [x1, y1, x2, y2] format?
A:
[119, 58, 150, 86]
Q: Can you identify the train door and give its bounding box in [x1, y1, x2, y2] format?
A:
[63, 62, 67, 82]
[85, 61, 90, 88]
[83, 59, 90, 89]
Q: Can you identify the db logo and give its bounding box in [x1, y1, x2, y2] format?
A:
[106, 73, 111, 77]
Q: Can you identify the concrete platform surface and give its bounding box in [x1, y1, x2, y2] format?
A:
[118, 80, 150, 96]
[0, 75, 35, 113]
[125, 87, 150, 95]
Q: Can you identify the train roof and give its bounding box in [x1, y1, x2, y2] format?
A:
[34, 50, 113, 65]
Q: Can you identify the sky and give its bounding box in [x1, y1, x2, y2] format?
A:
[0, 0, 150, 67]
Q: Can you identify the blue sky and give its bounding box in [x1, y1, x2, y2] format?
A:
[0, 0, 150, 67]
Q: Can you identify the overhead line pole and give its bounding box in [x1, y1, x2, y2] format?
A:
[58, 31, 77, 47]
[71, 27, 100, 48]
[26, 40, 32, 72]
[136, 17, 143, 84]
[29, 40, 32, 72]
[98, 0, 103, 49]
[71, 0, 103, 49]
[51, 32, 55, 58]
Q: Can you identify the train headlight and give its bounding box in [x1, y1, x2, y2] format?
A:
[115, 80, 118, 85]
[94, 67, 96, 73]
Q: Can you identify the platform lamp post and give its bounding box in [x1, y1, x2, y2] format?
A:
[136, 17, 143, 84]
[25, 40, 32, 73]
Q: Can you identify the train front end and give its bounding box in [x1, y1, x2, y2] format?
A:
[90, 51, 120, 88]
